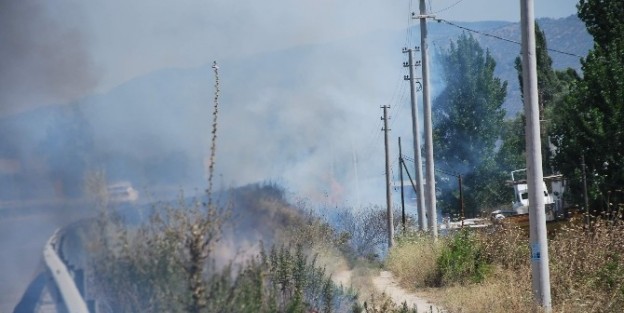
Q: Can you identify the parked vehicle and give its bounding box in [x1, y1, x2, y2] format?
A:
[491, 169, 566, 225]
[106, 182, 139, 203]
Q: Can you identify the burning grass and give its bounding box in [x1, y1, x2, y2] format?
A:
[86, 187, 364, 313]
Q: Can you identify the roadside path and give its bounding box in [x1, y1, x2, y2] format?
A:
[332, 269, 445, 312]
[372, 271, 445, 312]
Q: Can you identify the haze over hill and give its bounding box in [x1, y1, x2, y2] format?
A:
[0, 15, 592, 208]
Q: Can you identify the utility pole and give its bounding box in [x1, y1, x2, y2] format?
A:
[521, 0, 552, 311]
[382, 105, 395, 248]
[581, 154, 590, 228]
[414, 0, 437, 239]
[459, 174, 465, 228]
[399, 137, 406, 232]
[403, 47, 427, 232]
[401, 157, 422, 212]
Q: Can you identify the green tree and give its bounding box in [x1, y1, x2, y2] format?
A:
[551, 0, 624, 209]
[433, 33, 507, 217]
[507, 23, 578, 176]
[496, 116, 526, 174]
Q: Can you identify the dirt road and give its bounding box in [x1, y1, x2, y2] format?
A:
[332, 269, 444, 312]
[373, 271, 444, 312]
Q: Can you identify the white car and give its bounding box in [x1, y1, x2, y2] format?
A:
[107, 182, 139, 203]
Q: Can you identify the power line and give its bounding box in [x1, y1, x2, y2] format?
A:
[402, 154, 460, 177]
[405, 0, 415, 47]
[433, 17, 584, 58]
[431, 0, 466, 15]
[359, 74, 403, 159]
[389, 82, 409, 130]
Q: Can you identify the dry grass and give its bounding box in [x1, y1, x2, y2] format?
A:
[430, 266, 535, 313]
[386, 231, 442, 288]
[387, 219, 624, 313]
[547, 219, 624, 312]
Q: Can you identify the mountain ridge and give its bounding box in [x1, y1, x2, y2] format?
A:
[0, 14, 594, 203]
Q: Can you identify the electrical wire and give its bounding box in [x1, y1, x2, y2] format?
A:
[402, 154, 460, 177]
[431, 0, 466, 15]
[389, 82, 409, 130]
[433, 17, 584, 58]
[360, 73, 404, 158]
[405, 0, 415, 47]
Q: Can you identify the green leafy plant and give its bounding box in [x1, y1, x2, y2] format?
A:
[435, 230, 490, 285]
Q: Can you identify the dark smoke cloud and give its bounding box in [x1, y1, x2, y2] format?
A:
[0, 0, 96, 116]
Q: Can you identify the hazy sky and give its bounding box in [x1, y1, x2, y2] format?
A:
[1, 0, 580, 115]
[0, 0, 585, 208]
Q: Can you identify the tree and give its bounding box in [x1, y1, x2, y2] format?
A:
[508, 23, 578, 175]
[433, 33, 507, 216]
[551, 0, 624, 210]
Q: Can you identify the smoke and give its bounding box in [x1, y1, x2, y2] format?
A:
[0, 1, 95, 310]
[1, 0, 411, 202]
[0, 2, 412, 309]
[80, 0, 406, 93]
[0, 0, 97, 116]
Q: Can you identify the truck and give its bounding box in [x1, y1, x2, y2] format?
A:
[491, 169, 566, 225]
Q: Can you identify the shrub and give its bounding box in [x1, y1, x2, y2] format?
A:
[329, 206, 411, 262]
[386, 231, 441, 288]
[434, 229, 490, 285]
[87, 203, 360, 313]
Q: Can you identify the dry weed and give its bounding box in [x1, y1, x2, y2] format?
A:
[386, 232, 442, 288]
[389, 219, 624, 312]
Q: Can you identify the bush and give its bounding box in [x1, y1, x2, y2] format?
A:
[386, 231, 441, 288]
[434, 230, 490, 285]
[87, 203, 361, 313]
[329, 206, 411, 262]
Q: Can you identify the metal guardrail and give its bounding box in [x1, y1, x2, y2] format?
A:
[42, 229, 90, 313]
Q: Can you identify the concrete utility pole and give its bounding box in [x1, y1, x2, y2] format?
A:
[414, 0, 437, 239]
[459, 174, 465, 228]
[581, 154, 591, 227]
[403, 47, 427, 231]
[399, 137, 406, 232]
[520, 0, 552, 311]
[382, 105, 395, 248]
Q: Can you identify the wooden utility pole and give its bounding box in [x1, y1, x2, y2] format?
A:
[403, 47, 427, 231]
[521, 0, 552, 310]
[382, 106, 394, 248]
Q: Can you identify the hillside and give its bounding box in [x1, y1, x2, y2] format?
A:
[0, 15, 593, 205]
[476, 15, 592, 115]
[417, 15, 591, 116]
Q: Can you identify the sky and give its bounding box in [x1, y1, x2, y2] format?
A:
[1, 0, 580, 116]
[0, 0, 583, 206]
